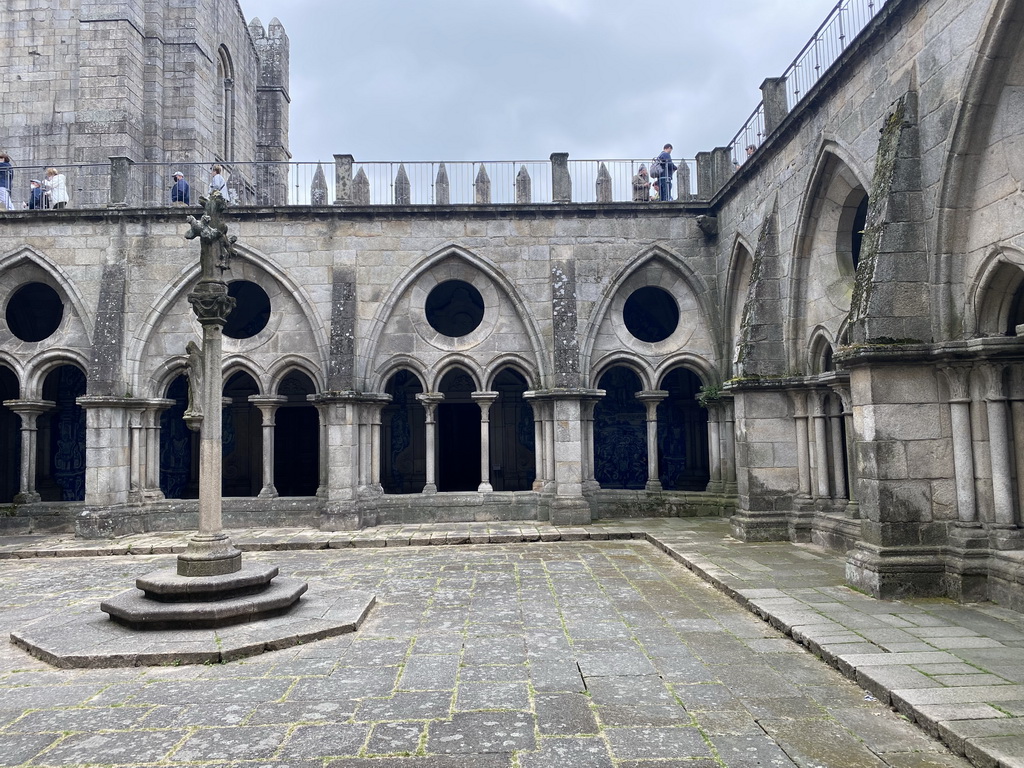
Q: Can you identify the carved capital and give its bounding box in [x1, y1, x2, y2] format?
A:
[188, 281, 236, 325]
[939, 364, 973, 402]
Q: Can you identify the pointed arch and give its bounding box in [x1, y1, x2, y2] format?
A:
[935, 0, 1024, 339]
[807, 326, 837, 374]
[969, 246, 1024, 336]
[127, 245, 330, 394]
[787, 141, 870, 373]
[23, 349, 90, 398]
[359, 244, 549, 387]
[580, 246, 717, 379]
[484, 354, 537, 390]
[430, 355, 484, 393]
[222, 356, 266, 395]
[591, 353, 655, 392]
[653, 353, 717, 390]
[0, 246, 94, 338]
[373, 355, 428, 393]
[724, 237, 756, 378]
[267, 355, 325, 394]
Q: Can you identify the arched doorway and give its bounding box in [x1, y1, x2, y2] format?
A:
[489, 368, 535, 492]
[159, 375, 198, 499]
[594, 366, 646, 489]
[37, 364, 86, 501]
[381, 370, 426, 494]
[223, 371, 260, 497]
[0, 366, 20, 503]
[657, 368, 710, 491]
[274, 371, 319, 497]
[438, 368, 479, 492]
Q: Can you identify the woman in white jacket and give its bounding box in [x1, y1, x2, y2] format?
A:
[44, 167, 69, 209]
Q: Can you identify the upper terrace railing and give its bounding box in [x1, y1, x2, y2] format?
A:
[0, 155, 698, 211]
[728, 0, 889, 167]
[1, 1, 891, 212]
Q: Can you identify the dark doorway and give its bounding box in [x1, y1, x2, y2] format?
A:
[489, 369, 535, 491]
[38, 365, 86, 501]
[438, 368, 479, 492]
[222, 371, 260, 497]
[0, 367, 20, 503]
[381, 370, 426, 494]
[160, 375, 199, 499]
[657, 368, 710, 490]
[274, 371, 319, 496]
[593, 366, 646, 489]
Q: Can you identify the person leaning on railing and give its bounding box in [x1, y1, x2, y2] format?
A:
[0, 152, 13, 210]
[44, 167, 69, 209]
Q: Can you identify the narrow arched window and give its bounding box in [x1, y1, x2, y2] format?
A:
[216, 47, 235, 161]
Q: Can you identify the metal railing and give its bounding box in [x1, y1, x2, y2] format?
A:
[728, 0, 888, 164]
[0, 157, 700, 210]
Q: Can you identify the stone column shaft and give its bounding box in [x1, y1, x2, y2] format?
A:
[4, 400, 53, 503]
[637, 391, 668, 492]
[722, 399, 737, 493]
[811, 392, 830, 499]
[792, 391, 811, 498]
[250, 396, 286, 499]
[473, 392, 499, 493]
[417, 394, 443, 494]
[983, 365, 1016, 527]
[828, 411, 847, 500]
[941, 366, 977, 525]
[706, 404, 723, 493]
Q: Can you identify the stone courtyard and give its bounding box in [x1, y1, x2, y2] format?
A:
[1, 519, 1022, 767]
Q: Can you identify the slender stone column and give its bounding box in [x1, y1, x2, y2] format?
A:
[811, 391, 830, 499]
[581, 395, 602, 493]
[128, 406, 145, 502]
[143, 400, 172, 500]
[828, 401, 847, 501]
[721, 397, 737, 494]
[981, 364, 1016, 528]
[636, 390, 668, 492]
[310, 400, 329, 497]
[828, 382, 857, 516]
[1010, 365, 1024, 520]
[368, 402, 385, 492]
[543, 401, 556, 493]
[416, 393, 443, 494]
[4, 400, 53, 503]
[940, 365, 978, 526]
[706, 403, 723, 494]
[525, 393, 546, 491]
[473, 391, 499, 493]
[250, 395, 286, 498]
[791, 390, 812, 498]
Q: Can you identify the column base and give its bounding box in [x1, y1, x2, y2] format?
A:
[730, 510, 790, 542]
[477, 482, 493, 493]
[845, 542, 945, 600]
[258, 486, 279, 499]
[421, 483, 437, 495]
[177, 533, 243, 577]
[645, 480, 663, 492]
[13, 491, 40, 504]
[549, 497, 592, 526]
[988, 525, 1024, 551]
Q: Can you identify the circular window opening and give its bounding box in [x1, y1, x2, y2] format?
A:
[6, 282, 64, 342]
[623, 286, 679, 343]
[223, 281, 271, 339]
[425, 280, 485, 337]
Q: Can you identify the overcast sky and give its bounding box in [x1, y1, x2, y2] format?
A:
[240, 0, 841, 164]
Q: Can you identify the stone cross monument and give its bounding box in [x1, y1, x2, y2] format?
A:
[178, 191, 243, 576]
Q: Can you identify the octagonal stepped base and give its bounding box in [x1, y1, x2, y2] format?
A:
[101, 577, 308, 630]
[136, 564, 280, 602]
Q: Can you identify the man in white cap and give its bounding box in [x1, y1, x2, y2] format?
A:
[170, 170, 190, 205]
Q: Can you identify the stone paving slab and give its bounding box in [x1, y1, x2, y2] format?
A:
[0, 519, 1020, 767]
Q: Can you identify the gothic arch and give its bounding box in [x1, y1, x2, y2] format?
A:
[724, 237, 755, 378]
[935, 0, 1024, 339]
[430, 356, 484, 393]
[787, 143, 870, 373]
[23, 349, 90, 398]
[127, 245, 330, 395]
[653, 353, 716, 390]
[969, 246, 1024, 336]
[807, 327, 837, 374]
[581, 246, 717, 379]
[222, 357, 266, 395]
[484, 354, 537, 390]
[268, 355, 325, 394]
[591, 354, 654, 392]
[373, 355, 428, 393]
[0, 246, 94, 339]
[360, 245, 548, 387]
[216, 45, 236, 161]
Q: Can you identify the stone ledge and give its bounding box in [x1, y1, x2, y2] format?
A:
[11, 586, 375, 668]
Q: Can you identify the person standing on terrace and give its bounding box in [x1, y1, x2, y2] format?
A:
[171, 171, 190, 205]
[653, 144, 676, 201]
[0, 152, 13, 210]
[44, 167, 69, 209]
[208, 164, 227, 197]
[632, 165, 651, 202]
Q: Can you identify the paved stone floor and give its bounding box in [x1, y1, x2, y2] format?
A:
[0, 518, 1021, 767]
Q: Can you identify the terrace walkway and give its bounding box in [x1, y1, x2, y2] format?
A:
[0, 518, 1021, 767]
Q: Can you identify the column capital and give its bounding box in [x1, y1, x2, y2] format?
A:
[634, 389, 669, 404]
[979, 362, 1007, 402]
[248, 395, 287, 408]
[524, 388, 603, 401]
[3, 398, 55, 415]
[471, 390, 500, 404]
[939, 364, 974, 402]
